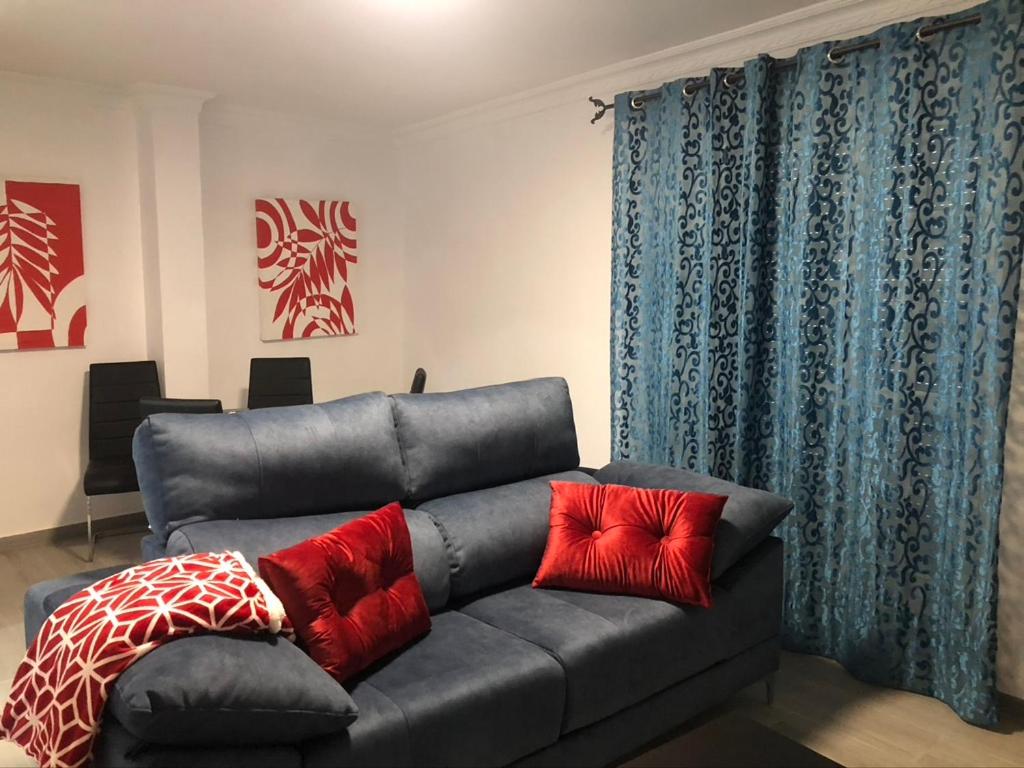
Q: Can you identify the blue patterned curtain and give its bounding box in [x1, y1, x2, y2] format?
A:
[611, 0, 1023, 726]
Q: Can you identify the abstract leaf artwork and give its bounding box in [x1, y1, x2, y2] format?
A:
[255, 198, 357, 341]
[0, 180, 86, 351]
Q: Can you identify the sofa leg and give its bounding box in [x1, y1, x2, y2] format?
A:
[764, 672, 776, 705]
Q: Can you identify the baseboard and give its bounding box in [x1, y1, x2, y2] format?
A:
[0, 512, 149, 553]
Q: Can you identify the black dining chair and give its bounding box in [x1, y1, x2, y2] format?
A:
[138, 397, 223, 417]
[247, 357, 313, 409]
[410, 368, 427, 394]
[84, 361, 161, 560]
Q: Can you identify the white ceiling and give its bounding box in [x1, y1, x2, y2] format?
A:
[0, 0, 820, 128]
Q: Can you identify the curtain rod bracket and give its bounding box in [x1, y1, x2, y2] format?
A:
[589, 96, 611, 124]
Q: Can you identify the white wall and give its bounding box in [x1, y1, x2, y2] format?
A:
[200, 108, 407, 407]
[0, 76, 147, 538]
[134, 87, 213, 398]
[399, 104, 614, 467]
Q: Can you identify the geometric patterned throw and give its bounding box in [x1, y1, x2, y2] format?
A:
[0, 552, 289, 768]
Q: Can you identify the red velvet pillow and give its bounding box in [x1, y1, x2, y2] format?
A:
[258, 502, 430, 682]
[533, 482, 726, 608]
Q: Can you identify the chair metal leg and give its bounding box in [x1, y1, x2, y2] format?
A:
[765, 672, 776, 705]
[86, 495, 96, 562]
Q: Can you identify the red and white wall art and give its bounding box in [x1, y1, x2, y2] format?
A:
[255, 198, 357, 341]
[0, 180, 86, 351]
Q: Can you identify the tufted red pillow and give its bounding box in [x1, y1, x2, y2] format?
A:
[258, 503, 430, 682]
[533, 482, 727, 608]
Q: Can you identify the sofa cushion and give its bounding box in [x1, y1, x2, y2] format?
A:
[259, 504, 431, 683]
[533, 482, 726, 608]
[302, 681, 411, 768]
[418, 470, 596, 600]
[109, 635, 357, 747]
[594, 461, 793, 578]
[133, 392, 406, 542]
[163, 508, 451, 612]
[348, 611, 565, 767]
[460, 536, 783, 733]
[391, 378, 580, 501]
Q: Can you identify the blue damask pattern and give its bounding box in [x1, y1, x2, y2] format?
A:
[610, 0, 1023, 726]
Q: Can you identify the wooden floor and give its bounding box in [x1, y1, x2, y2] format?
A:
[0, 533, 1022, 767]
[723, 658, 1024, 767]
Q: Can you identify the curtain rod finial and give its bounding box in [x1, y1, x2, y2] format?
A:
[589, 96, 611, 124]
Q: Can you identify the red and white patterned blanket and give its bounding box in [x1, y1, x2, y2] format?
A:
[0, 551, 289, 768]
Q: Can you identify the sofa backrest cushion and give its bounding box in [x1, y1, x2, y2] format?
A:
[391, 378, 580, 502]
[418, 470, 597, 599]
[133, 392, 406, 542]
[162, 509, 451, 613]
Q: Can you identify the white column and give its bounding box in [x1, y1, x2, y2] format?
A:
[132, 84, 214, 397]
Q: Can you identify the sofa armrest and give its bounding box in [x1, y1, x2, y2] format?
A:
[23, 565, 129, 646]
[594, 461, 793, 579]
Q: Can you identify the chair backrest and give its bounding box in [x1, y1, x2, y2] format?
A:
[88, 361, 161, 462]
[247, 357, 313, 410]
[410, 367, 427, 394]
[139, 397, 223, 417]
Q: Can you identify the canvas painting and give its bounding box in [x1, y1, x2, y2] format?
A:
[0, 180, 86, 351]
[255, 198, 357, 341]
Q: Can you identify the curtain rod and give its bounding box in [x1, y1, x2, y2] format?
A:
[588, 11, 982, 124]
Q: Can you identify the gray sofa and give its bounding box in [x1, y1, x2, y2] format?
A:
[23, 377, 793, 767]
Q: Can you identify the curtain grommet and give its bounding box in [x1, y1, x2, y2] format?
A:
[630, 96, 644, 110]
[723, 72, 743, 88]
[915, 26, 932, 43]
[826, 48, 844, 64]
